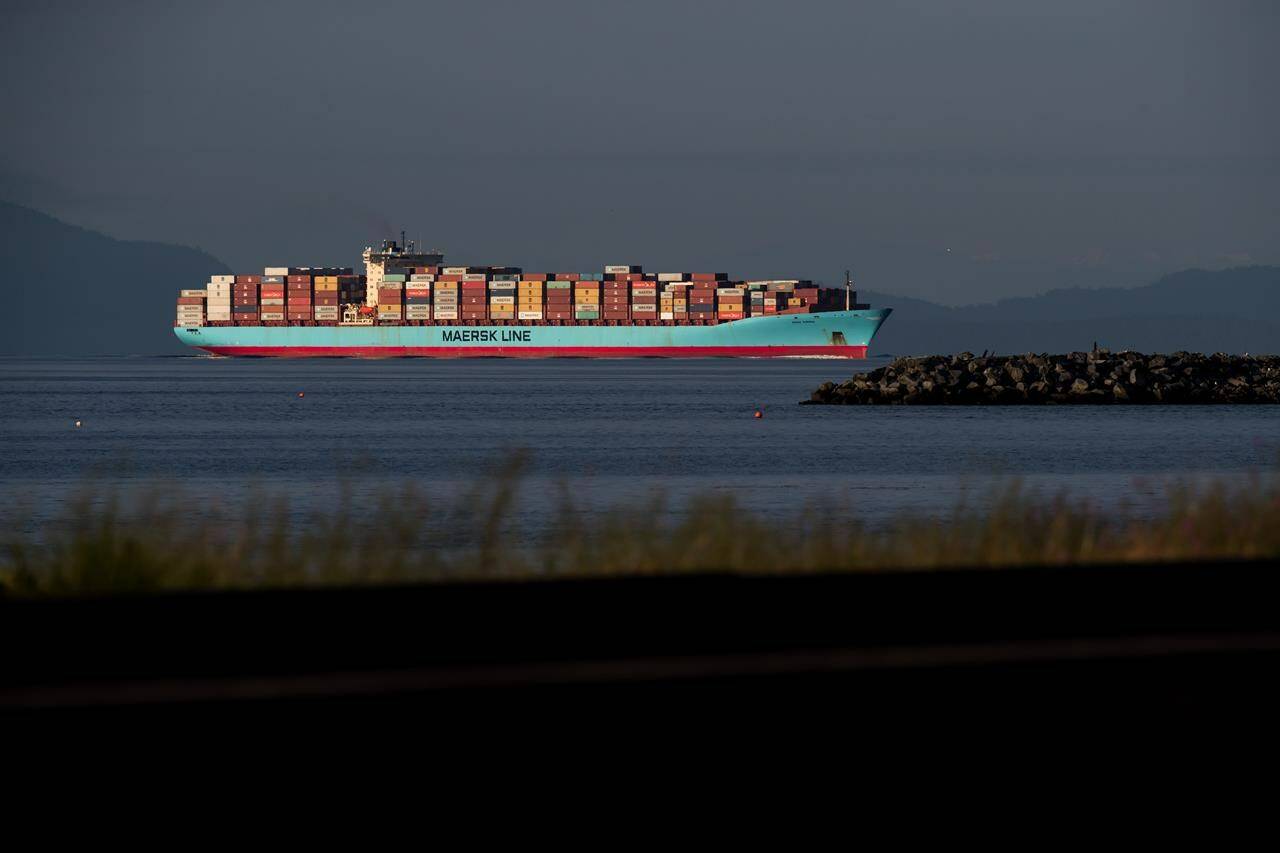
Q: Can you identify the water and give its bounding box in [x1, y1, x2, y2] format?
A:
[1, 356, 1277, 532]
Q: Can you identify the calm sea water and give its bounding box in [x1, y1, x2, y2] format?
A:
[1, 356, 1276, 532]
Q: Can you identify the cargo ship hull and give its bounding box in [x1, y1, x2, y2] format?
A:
[174, 309, 890, 358]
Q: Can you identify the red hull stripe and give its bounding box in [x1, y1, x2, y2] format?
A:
[197, 345, 869, 359]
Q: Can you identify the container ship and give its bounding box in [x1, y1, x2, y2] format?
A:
[173, 239, 891, 358]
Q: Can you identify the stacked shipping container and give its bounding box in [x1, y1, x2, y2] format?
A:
[207, 275, 233, 323]
[378, 273, 404, 323]
[406, 266, 435, 321]
[233, 275, 261, 324]
[175, 289, 205, 327]
[179, 261, 838, 328]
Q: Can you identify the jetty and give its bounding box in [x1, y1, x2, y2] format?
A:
[805, 350, 1280, 405]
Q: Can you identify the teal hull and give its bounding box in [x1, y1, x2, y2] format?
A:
[174, 309, 890, 358]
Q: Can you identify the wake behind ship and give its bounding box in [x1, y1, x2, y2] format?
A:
[173, 240, 891, 358]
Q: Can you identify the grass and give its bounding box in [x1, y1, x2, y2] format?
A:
[2, 460, 1278, 596]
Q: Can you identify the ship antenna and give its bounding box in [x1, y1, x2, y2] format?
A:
[845, 269, 852, 311]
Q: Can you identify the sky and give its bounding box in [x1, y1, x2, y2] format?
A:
[2, 0, 1276, 303]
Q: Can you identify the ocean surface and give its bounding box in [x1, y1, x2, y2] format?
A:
[2, 356, 1277, 535]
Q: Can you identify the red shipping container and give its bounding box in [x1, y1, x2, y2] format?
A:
[287, 275, 310, 284]
[233, 297, 259, 306]
[235, 275, 262, 284]
[522, 273, 548, 282]
[437, 275, 463, 283]
[554, 273, 580, 281]
[545, 311, 574, 320]
[175, 296, 203, 305]
[461, 281, 487, 290]
[691, 273, 727, 281]
[461, 295, 487, 305]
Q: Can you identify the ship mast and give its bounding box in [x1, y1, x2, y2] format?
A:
[845, 269, 852, 311]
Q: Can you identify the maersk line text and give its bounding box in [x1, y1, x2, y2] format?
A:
[441, 329, 533, 343]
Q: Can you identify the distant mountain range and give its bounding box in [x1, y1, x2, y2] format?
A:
[2, 200, 1276, 356]
[2, 201, 228, 356]
[864, 266, 1280, 356]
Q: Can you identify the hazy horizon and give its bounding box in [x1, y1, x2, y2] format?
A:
[3, 0, 1276, 305]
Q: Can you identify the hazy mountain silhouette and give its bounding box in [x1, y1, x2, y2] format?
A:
[3, 199, 1276, 357]
[2, 201, 229, 356]
[864, 267, 1280, 356]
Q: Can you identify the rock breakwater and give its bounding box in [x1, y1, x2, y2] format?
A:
[805, 351, 1280, 405]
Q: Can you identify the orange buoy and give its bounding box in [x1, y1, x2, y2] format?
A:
[753, 409, 763, 419]
[298, 392, 305, 398]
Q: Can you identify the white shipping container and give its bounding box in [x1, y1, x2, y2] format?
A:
[716, 287, 744, 296]
[517, 311, 544, 320]
[210, 275, 235, 285]
[462, 273, 487, 282]
[179, 289, 207, 298]
[489, 295, 515, 305]
[488, 281, 516, 290]
[631, 288, 657, 297]
[604, 265, 637, 274]
[442, 267, 468, 275]
[379, 281, 403, 290]
[631, 304, 657, 313]
[176, 320, 204, 327]
[659, 312, 675, 320]
[433, 310, 459, 319]
[260, 312, 284, 320]
[657, 273, 686, 282]
[261, 298, 285, 306]
[264, 267, 289, 276]
[409, 274, 436, 282]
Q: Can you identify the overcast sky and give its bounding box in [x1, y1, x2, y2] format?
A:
[2, 0, 1276, 303]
